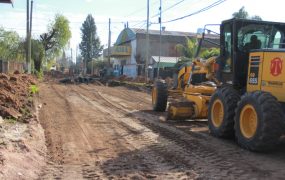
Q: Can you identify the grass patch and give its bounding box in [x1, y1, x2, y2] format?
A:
[4, 118, 17, 124]
[20, 107, 31, 117]
[29, 85, 39, 94]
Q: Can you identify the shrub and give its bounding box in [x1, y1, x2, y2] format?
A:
[29, 85, 39, 94]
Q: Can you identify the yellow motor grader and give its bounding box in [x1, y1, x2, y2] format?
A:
[152, 56, 218, 120]
[208, 18, 285, 151]
[152, 18, 285, 151]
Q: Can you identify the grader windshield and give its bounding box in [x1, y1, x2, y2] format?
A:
[237, 24, 285, 51]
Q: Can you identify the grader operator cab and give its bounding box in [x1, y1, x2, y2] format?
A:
[209, 18, 285, 151]
[152, 18, 285, 151]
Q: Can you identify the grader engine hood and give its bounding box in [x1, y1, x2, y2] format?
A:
[247, 50, 285, 102]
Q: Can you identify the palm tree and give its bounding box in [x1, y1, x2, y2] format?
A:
[174, 37, 197, 68]
[176, 37, 198, 59]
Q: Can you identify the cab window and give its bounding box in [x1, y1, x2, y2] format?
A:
[223, 24, 231, 72]
[237, 24, 283, 51]
[272, 31, 283, 49]
[238, 30, 268, 51]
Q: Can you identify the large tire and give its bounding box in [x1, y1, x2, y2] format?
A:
[208, 86, 240, 138]
[234, 91, 285, 151]
[152, 81, 168, 111]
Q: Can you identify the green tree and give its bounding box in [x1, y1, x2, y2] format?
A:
[175, 37, 198, 59]
[251, 15, 262, 21]
[183, 37, 197, 58]
[40, 14, 71, 59]
[31, 39, 45, 72]
[0, 28, 25, 62]
[232, 6, 249, 19]
[174, 37, 198, 68]
[174, 37, 220, 69]
[200, 48, 220, 59]
[58, 50, 68, 71]
[232, 7, 262, 20]
[79, 14, 103, 74]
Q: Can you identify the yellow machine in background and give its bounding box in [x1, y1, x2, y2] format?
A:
[152, 57, 218, 120]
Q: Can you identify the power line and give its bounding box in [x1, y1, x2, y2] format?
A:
[123, 0, 160, 18]
[33, 16, 140, 25]
[3, 27, 43, 32]
[151, 0, 188, 18]
[126, 0, 213, 29]
[162, 0, 227, 23]
[123, 0, 162, 29]
[137, 22, 147, 29]
[3, 15, 142, 25]
[130, 20, 147, 28]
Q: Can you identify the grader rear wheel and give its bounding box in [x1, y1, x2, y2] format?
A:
[208, 86, 240, 138]
[152, 81, 168, 111]
[235, 91, 285, 151]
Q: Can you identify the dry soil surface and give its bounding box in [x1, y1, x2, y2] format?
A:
[38, 82, 285, 179]
[0, 106, 46, 179]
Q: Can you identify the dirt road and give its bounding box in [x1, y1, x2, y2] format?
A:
[38, 82, 285, 179]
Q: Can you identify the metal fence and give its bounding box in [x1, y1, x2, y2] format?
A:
[0, 60, 24, 73]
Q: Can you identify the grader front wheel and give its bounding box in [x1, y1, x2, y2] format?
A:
[211, 99, 224, 128]
[208, 87, 240, 138]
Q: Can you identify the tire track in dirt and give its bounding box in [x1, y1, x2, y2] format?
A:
[77, 84, 285, 180]
[80, 84, 151, 110]
[69, 85, 197, 179]
[84, 86, 242, 179]
[40, 83, 195, 179]
[50, 84, 94, 150]
[73, 85, 247, 179]
[40, 83, 285, 179]
[40, 84, 104, 179]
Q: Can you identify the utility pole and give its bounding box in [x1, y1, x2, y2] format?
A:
[26, 0, 30, 73]
[84, 40, 87, 75]
[76, 45, 78, 72]
[157, 0, 162, 79]
[90, 30, 93, 75]
[76, 45, 78, 63]
[84, 56, 86, 75]
[30, 0, 33, 36]
[28, 0, 33, 73]
[71, 48, 73, 67]
[145, 0, 150, 82]
[108, 18, 111, 67]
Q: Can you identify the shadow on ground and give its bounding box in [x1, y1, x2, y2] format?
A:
[98, 109, 285, 179]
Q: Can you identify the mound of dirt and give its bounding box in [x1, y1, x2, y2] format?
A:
[0, 101, 46, 180]
[0, 73, 37, 121]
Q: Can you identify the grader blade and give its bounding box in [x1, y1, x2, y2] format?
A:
[167, 101, 195, 120]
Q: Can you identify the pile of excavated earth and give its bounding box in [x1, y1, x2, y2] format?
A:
[0, 72, 37, 121]
[0, 72, 46, 179]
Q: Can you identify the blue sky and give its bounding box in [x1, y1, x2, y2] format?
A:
[1, 0, 284, 61]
